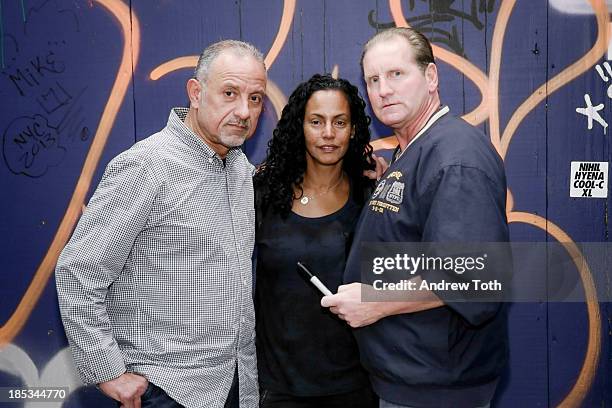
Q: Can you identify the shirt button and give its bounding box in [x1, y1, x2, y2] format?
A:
[241, 317, 246, 323]
[243, 279, 249, 287]
[208, 158, 213, 164]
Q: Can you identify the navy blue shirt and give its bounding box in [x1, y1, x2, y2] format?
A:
[344, 112, 510, 408]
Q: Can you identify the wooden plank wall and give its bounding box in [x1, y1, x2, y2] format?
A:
[0, 0, 609, 406]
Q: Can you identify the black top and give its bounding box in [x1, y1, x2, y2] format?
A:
[255, 187, 370, 396]
[344, 113, 510, 407]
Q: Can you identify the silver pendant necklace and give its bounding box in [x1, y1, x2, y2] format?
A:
[298, 173, 344, 205]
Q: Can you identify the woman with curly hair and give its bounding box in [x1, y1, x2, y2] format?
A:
[254, 74, 379, 408]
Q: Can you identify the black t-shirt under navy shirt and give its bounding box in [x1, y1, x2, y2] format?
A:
[255, 189, 370, 396]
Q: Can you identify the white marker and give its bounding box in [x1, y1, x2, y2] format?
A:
[297, 262, 333, 296]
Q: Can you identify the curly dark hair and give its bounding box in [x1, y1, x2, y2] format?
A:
[254, 74, 375, 218]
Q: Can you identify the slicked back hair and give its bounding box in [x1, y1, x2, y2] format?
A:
[360, 27, 435, 73]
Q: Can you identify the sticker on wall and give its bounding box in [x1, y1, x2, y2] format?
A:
[570, 161, 609, 198]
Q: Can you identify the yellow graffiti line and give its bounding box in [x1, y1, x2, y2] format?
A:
[506, 187, 514, 213]
[150, 56, 198, 81]
[0, 0, 139, 345]
[371, 135, 398, 151]
[264, 0, 296, 70]
[500, 0, 610, 159]
[508, 212, 600, 408]
[488, 0, 516, 157]
[150, 0, 296, 81]
[438, 47, 490, 126]
[389, 0, 490, 127]
[148, 1, 294, 127]
[331, 64, 339, 79]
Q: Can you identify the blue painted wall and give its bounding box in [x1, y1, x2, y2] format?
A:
[0, 0, 610, 406]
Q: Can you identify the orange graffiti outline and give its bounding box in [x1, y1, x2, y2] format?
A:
[150, 56, 198, 81]
[508, 212, 601, 408]
[370, 135, 399, 151]
[0, 0, 140, 345]
[488, 0, 516, 155]
[506, 188, 514, 213]
[500, 0, 610, 159]
[264, 0, 296, 70]
[150, 0, 296, 81]
[331, 64, 339, 79]
[149, 0, 295, 127]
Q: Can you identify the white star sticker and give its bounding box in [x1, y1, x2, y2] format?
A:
[576, 93, 608, 133]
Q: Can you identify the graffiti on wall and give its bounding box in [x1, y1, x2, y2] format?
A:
[1, 1, 91, 178]
[369, 0, 498, 57]
[576, 61, 611, 134]
[0, 0, 609, 406]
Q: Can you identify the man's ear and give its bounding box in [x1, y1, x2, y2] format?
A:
[186, 78, 202, 108]
[425, 62, 438, 93]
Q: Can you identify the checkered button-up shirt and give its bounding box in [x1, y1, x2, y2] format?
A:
[55, 108, 258, 408]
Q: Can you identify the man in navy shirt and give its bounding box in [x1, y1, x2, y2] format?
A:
[322, 28, 509, 408]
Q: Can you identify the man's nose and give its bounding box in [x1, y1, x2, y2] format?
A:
[234, 98, 250, 120]
[378, 78, 393, 98]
